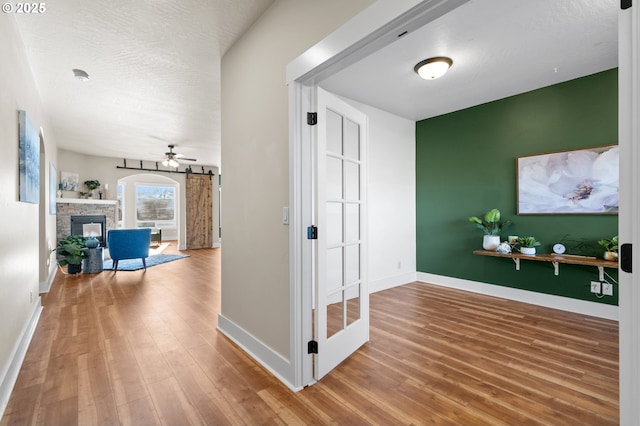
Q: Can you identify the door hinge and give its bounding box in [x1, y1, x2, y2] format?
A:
[307, 112, 317, 126]
[307, 225, 318, 240]
[622, 0, 632, 9]
[308, 340, 318, 354]
[621, 243, 632, 273]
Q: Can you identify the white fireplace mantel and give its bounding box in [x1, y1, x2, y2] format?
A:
[56, 198, 116, 205]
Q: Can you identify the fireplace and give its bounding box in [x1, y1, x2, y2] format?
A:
[70, 215, 107, 247]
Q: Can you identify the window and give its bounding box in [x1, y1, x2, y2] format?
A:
[135, 184, 177, 229]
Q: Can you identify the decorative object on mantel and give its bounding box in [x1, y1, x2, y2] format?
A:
[598, 235, 619, 261]
[53, 235, 87, 274]
[516, 236, 541, 255]
[469, 208, 512, 251]
[83, 179, 100, 198]
[60, 171, 79, 191]
[116, 159, 215, 178]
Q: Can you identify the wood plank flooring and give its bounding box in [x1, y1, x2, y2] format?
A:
[2, 243, 618, 425]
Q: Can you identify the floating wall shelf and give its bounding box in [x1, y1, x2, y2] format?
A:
[473, 250, 618, 281]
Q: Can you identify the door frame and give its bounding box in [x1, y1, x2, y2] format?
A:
[288, 4, 638, 414]
[287, 0, 472, 390]
[618, 3, 639, 424]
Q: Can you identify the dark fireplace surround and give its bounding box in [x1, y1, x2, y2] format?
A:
[70, 215, 107, 247]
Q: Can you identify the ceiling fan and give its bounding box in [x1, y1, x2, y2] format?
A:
[162, 144, 197, 168]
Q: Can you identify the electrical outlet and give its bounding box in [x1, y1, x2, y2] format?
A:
[602, 283, 613, 296]
[590, 281, 601, 294]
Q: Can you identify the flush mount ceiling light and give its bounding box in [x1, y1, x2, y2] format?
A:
[72, 68, 90, 82]
[414, 57, 453, 80]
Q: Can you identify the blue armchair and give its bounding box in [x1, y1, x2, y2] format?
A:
[107, 228, 152, 271]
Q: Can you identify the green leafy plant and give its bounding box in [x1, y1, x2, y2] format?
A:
[53, 235, 88, 265]
[597, 235, 618, 253]
[468, 208, 512, 236]
[84, 180, 100, 190]
[516, 236, 541, 248]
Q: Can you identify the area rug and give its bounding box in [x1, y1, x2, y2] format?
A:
[149, 242, 170, 256]
[103, 254, 189, 271]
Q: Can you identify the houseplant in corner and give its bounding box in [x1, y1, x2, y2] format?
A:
[598, 235, 618, 261]
[516, 236, 541, 255]
[54, 235, 88, 274]
[469, 208, 512, 250]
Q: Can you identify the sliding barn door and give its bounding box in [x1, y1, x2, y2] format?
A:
[186, 174, 213, 249]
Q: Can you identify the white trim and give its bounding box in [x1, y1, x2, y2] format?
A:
[288, 82, 315, 389]
[211, 243, 221, 249]
[369, 272, 417, 294]
[39, 262, 57, 293]
[55, 198, 116, 205]
[618, 2, 639, 424]
[0, 300, 42, 418]
[217, 314, 301, 393]
[286, 0, 468, 84]
[417, 272, 619, 321]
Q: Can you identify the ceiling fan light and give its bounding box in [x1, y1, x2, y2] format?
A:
[162, 159, 169, 167]
[168, 158, 179, 168]
[414, 57, 453, 80]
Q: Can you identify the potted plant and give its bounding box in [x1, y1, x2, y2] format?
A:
[54, 235, 88, 274]
[469, 208, 513, 250]
[84, 179, 100, 198]
[517, 236, 541, 255]
[598, 235, 618, 261]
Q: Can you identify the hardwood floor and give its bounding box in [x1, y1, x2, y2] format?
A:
[2, 243, 618, 425]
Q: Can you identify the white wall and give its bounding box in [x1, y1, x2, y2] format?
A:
[220, 0, 375, 367]
[336, 96, 417, 292]
[0, 15, 57, 415]
[57, 149, 220, 249]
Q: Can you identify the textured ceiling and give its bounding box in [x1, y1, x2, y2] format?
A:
[321, 0, 618, 121]
[15, 0, 274, 168]
[15, 0, 618, 170]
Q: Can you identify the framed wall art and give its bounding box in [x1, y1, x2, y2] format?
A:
[49, 163, 57, 214]
[60, 171, 79, 191]
[517, 145, 618, 215]
[19, 110, 40, 204]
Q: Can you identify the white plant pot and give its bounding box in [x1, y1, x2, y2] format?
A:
[520, 246, 536, 255]
[483, 235, 500, 251]
[603, 251, 618, 261]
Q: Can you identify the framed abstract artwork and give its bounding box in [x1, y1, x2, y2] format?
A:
[517, 145, 618, 215]
[60, 171, 79, 191]
[19, 110, 40, 204]
[49, 163, 57, 214]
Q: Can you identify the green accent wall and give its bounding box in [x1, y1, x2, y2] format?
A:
[416, 69, 618, 305]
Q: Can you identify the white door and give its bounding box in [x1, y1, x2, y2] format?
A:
[314, 87, 369, 379]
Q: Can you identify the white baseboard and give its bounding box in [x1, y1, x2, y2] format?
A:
[370, 271, 417, 294]
[217, 314, 301, 392]
[417, 272, 619, 321]
[0, 300, 42, 418]
[211, 243, 221, 248]
[40, 263, 58, 293]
